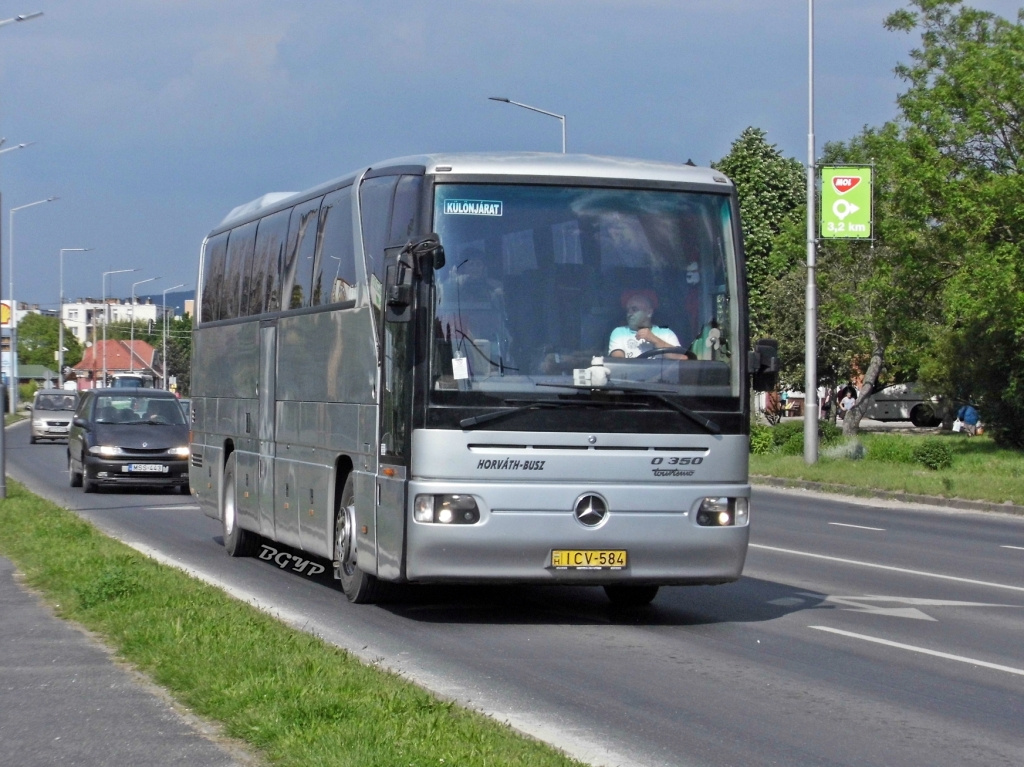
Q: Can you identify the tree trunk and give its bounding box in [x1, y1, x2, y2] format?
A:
[842, 329, 886, 437]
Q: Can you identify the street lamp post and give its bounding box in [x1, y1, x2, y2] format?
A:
[58, 248, 92, 387]
[0, 7, 45, 498]
[102, 268, 136, 386]
[0, 12, 43, 28]
[9, 196, 58, 412]
[161, 283, 184, 389]
[804, 0, 819, 464]
[488, 97, 566, 153]
[130, 276, 158, 373]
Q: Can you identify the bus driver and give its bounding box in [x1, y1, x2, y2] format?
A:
[608, 289, 685, 359]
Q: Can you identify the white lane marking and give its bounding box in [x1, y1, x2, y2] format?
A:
[1001, 545, 1024, 551]
[750, 544, 1024, 593]
[828, 522, 886, 531]
[809, 625, 1024, 677]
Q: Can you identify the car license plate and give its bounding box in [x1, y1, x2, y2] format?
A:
[123, 464, 168, 473]
[551, 550, 627, 570]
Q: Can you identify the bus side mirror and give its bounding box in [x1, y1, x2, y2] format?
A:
[385, 250, 415, 323]
[750, 338, 779, 392]
[410, 233, 445, 271]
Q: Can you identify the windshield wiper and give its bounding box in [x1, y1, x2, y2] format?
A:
[459, 398, 631, 430]
[536, 380, 722, 434]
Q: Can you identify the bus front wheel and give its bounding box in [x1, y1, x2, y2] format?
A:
[334, 475, 382, 604]
[603, 584, 659, 607]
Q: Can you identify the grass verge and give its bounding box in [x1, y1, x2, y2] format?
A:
[751, 431, 1024, 506]
[0, 480, 584, 767]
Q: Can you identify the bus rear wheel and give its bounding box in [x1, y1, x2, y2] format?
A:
[910, 403, 939, 427]
[222, 454, 258, 557]
[334, 475, 382, 604]
[603, 584, 659, 607]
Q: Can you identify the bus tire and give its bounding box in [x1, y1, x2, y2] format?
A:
[603, 584, 659, 607]
[910, 403, 937, 427]
[334, 475, 382, 604]
[222, 454, 258, 557]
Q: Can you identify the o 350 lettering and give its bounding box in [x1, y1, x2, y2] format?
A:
[650, 457, 703, 466]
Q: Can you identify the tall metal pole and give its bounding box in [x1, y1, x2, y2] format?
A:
[9, 196, 57, 412]
[488, 97, 566, 153]
[58, 248, 91, 387]
[130, 276, 157, 373]
[804, 0, 819, 464]
[0, 8, 45, 499]
[161, 283, 183, 389]
[102, 268, 135, 387]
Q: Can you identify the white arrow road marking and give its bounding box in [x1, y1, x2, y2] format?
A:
[768, 594, 1019, 621]
[751, 544, 1024, 593]
[810, 626, 1024, 677]
[809, 594, 1017, 621]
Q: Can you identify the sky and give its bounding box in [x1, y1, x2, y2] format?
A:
[1, 0, 1020, 312]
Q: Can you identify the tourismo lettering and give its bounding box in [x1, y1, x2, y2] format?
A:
[444, 199, 503, 216]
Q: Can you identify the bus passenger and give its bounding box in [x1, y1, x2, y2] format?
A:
[608, 289, 686, 359]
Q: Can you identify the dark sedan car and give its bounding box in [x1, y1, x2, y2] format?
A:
[68, 388, 190, 493]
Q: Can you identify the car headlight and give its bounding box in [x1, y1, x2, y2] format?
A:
[89, 445, 124, 457]
[167, 446, 190, 458]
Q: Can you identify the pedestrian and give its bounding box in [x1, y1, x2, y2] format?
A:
[955, 403, 981, 436]
[839, 388, 856, 419]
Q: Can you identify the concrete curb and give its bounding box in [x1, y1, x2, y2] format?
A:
[751, 475, 1024, 516]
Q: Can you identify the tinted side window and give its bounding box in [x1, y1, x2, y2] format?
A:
[200, 233, 229, 322]
[223, 221, 257, 319]
[389, 175, 423, 245]
[359, 176, 398, 283]
[250, 210, 290, 315]
[311, 186, 355, 306]
[282, 197, 323, 310]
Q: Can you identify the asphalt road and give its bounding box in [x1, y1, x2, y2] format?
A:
[8, 422, 1024, 767]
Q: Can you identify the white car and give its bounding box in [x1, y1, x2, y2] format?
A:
[861, 383, 944, 427]
[29, 389, 79, 443]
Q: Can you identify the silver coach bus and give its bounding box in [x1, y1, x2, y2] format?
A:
[190, 153, 778, 605]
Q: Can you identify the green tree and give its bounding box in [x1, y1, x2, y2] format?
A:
[17, 313, 83, 369]
[885, 0, 1024, 447]
[714, 127, 806, 338]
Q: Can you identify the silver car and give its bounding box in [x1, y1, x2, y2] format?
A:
[30, 389, 79, 443]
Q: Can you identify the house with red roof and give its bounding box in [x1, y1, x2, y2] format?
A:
[71, 339, 164, 389]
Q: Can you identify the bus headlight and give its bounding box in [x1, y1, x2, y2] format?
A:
[414, 494, 480, 524]
[696, 497, 749, 527]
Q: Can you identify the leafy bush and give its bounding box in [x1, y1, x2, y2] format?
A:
[771, 421, 805, 448]
[749, 420, 844, 455]
[865, 435, 917, 464]
[817, 420, 843, 447]
[750, 425, 775, 455]
[912, 440, 954, 471]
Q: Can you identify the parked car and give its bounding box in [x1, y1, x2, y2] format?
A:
[29, 389, 79, 443]
[67, 388, 190, 493]
[861, 382, 945, 427]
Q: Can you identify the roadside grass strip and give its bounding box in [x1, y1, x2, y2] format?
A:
[751, 433, 1024, 507]
[0, 481, 584, 767]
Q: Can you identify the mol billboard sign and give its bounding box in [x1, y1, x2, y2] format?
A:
[820, 166, 873, 240]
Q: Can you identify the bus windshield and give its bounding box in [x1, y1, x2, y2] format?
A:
[430, 183, 741, 400]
